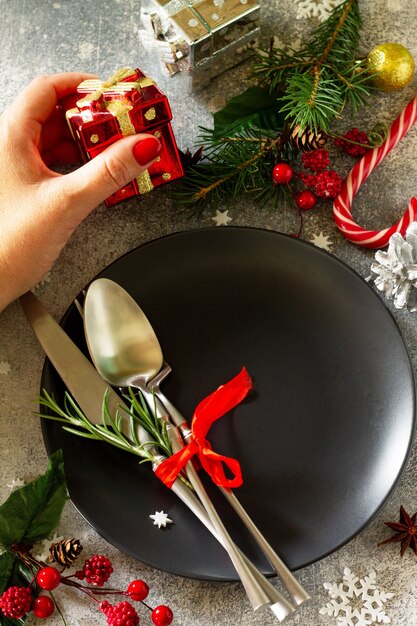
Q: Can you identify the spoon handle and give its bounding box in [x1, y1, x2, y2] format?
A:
[152, 387, 309, 607]
[164, 430, 295, 620]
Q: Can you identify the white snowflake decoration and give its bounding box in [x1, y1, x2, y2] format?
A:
[320, 567, 394, 626]
[33, 533, 64, 562]
[310, 231, 333, 252]
[0, 361, 11, 375]
[211, 209, 232, 226]
[296, 0, 344, 21]
[149, 511, 173, 529]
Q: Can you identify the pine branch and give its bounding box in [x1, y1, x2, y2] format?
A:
[252, 0, 372, 133]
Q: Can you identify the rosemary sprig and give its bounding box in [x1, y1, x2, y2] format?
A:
[36, 388, 172, 463]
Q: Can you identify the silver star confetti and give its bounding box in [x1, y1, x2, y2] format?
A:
[6, 478, 25, 490]
[150, 511, 173, 529]
[309, 231, 333, 252]
[0, 361, 11, 375]
[33, 534, 65, 562]
[211, 209, 232, 226]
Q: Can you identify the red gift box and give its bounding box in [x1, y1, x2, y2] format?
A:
[62, 67, 184, 206]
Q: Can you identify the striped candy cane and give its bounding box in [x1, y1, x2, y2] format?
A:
[333, 96, 417, 248]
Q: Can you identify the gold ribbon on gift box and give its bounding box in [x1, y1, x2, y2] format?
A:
[76, 68, 157, 194]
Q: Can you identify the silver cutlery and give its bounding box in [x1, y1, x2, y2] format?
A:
[82, 278, 309, 608]
[83, 278, 295, 616]
[20, 291, 294, 619]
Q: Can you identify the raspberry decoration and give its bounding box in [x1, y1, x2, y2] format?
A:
[100, 600, 140, 626]
[152, 604, 174, 626]
[127, 579, 149, 602]
[295, 190, 317, 211]
[334, 128, 370, 156]
[32, 595, 55, 618]
[314, 170, 343, 198]
[76, 555, 113, 586]
[36, 566, 61, 590]
[301, 148, 330, 172]
[272, 162, 294, 184]
[0, 585, 32, 619]
[300, 172, 317, 188]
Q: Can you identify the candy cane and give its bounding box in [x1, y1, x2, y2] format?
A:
[333, 95, 417, 248]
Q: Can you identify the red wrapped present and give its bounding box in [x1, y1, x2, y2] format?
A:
[62, 67, 184, 206]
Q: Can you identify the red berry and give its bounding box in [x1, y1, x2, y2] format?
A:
[127, 579, 149, 601]
[334, 128, 369, 156]
[301, 148, 330, 172]
[76, 555, 113, 586]
[32, 595, 55, 619]
[36, 566, 61, 590]
[314, 169, 343, 199]
[0, 586, 32, 619]
[295, 190, 317, 211]
[152, 604, 174, 626]
[100, 600, 139, 626]
[272, 163, 293, 184]
[300, 172, 317, 187]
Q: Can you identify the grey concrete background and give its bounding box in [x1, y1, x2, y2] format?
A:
[1, 1, 417, 624]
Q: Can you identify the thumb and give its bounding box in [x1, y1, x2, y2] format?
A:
[55, 133, 162, 219]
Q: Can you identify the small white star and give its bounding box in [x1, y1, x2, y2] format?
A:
[212, 209, 232, 226]
[33, 534, 64, 562]
[0, 361, 11, 375]
[7, 478, 25, 490]
[149, 511, 173, 529]
[310, 231, 333, 252]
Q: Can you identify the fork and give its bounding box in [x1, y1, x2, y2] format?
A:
[147, 362, 310, 607]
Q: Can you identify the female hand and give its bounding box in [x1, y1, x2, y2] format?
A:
[0, 72, 161, 311]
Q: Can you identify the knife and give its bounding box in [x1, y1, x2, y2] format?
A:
[19, 291, 295, 620]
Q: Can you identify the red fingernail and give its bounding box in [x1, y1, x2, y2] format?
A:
[132, 137, 162, 165]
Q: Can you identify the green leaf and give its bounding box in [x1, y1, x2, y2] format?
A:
[212, 86, 286, 138]
[0, 450, 67, 548]
[0, 551, 35, 624]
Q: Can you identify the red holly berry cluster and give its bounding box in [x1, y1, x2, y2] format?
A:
[334, 127, 370, 157]
[299, 148, 342, 200]
[0, 556, 174, 626]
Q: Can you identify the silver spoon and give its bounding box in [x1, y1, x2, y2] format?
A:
[83, 278, 293, 617]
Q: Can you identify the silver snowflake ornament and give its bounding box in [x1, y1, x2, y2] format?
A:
[319, 567, 394, 625]
[370, 222, 417, 312]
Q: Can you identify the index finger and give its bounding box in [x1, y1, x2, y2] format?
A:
[6, 72, 97, 125]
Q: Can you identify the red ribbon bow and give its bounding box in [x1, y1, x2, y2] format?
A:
[155, 368, 252, 489]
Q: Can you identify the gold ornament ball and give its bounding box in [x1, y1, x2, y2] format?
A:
[367, 43, 414, 91]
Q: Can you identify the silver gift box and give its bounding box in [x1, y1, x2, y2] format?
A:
[139, 0, 260, 90]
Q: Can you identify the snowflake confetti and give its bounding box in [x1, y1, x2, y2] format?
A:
[150, 511, 173, 529]
[212, 209, 232, 226]
[6, 478, 25, 490]
[320, 567, 394, 625]
[33, 534, 65, 562]
[296, 0, 343, 21]
[310, 231, 333, 251]
[0, 361, 11, 375]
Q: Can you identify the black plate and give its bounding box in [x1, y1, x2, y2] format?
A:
[41, 227, 416, 580]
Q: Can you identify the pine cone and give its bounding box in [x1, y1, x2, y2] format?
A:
[290, 125, 327, 152]
[49, 538, 83, 568]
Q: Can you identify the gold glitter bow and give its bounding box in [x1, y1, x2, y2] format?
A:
[76, 68, 155, 108]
